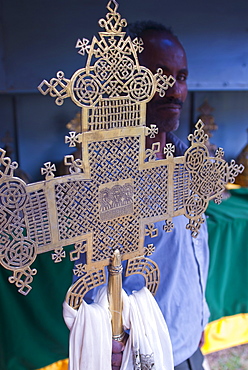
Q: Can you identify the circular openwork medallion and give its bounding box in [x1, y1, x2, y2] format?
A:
[1, 238, 37, 270]
[185, 193, 207, 218]
[128, 67, 155, 102]
[0, 179, 27, 210]
[70, 70, 101, 107]
[185, 145, 208, 172]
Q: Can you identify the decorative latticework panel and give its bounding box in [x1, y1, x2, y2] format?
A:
[26, 189, 51, 248]
[88, 99, 142, 130]
[0, 1, 244, 303]
[87, 136, 140, 182]
[173, 162, 190, 213]
[135, 166, 168, 218]
[55, 180, 95, 239]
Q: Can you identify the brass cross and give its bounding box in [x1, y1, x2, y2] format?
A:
[0, 1, 243, 315]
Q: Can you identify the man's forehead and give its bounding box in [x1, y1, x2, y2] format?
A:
[139, 30, 187, 66]
[141, 29, 178, 45]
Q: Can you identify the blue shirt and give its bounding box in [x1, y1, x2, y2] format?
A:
[122, 215, 210, 366]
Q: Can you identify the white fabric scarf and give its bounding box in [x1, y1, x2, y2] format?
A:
[63, 287, 174, 370]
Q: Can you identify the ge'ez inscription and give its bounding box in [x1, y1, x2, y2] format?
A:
[99, 180, 134, 222]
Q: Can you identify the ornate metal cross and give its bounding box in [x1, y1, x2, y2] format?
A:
[0, 0, 243, 314]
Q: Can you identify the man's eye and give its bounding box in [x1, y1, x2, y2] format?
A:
[177, 74, 187, 81]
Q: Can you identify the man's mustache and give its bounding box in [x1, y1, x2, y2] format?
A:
[155, 97, 184, 108]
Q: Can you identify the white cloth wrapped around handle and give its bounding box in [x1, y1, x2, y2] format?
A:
[63, 286, 174, 370]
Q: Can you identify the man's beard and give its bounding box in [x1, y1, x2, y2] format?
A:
[152, 116, 180, 133]
[146, 96, 183, 133]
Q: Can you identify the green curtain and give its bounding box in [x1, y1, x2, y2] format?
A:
[0, 249, 73, 370]
[205, 188, 248, 322]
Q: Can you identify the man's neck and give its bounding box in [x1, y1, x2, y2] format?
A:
[146, 131, 167, 159]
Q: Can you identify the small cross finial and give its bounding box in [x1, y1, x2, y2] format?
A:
[41, 162, 56, 180]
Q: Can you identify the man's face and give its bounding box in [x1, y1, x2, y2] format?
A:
[139, 30, 188, 132]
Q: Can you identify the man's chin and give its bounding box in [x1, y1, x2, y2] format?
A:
[155, 118, 180, 133]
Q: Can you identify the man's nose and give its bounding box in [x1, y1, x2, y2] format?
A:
[166, 80, 182, 99]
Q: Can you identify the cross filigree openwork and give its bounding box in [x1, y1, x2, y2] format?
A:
[0, 1, 244, 306]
